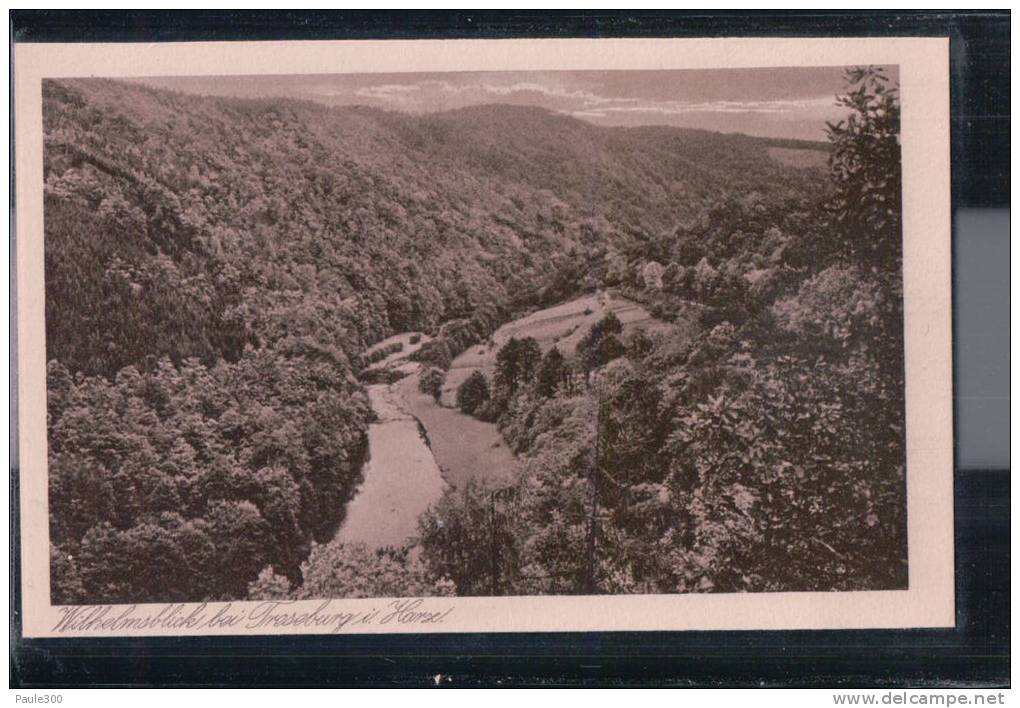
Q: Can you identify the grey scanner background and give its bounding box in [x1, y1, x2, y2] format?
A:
[954, 208, 1009, 470]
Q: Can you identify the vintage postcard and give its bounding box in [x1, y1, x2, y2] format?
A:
[13, 37, 953, 638]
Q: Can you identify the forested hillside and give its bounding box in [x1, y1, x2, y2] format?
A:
[42, 73, 897, 605]
[406, 67, 906, 595]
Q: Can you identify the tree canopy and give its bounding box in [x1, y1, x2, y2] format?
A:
[43, 70, 901, 602]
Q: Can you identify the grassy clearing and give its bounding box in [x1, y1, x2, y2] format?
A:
[441, 291, 668, 405]
[768, 146, 827, 170]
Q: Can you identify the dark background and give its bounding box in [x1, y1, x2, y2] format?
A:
[10, 10, 1009, 687]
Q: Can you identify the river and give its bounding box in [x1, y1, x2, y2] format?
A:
[332, 378, 446, 549]
[334, 293, 662, 549]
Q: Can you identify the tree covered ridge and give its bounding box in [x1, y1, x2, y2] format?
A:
[42, 78, 824, 378]
[381, 67, 905, 596]
[42, 72, 893, 604]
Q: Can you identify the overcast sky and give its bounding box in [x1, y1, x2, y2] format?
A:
[128, 66, 897, 141]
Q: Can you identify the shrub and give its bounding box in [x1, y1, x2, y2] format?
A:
[293, 541, 454, 599]
[575, 312, 625, 376]
[418, 481, 522, 596]
[772, 265, 884, 348]
[473, 399, 501, 423]
[359, 340, 404, 368]
[493, 337, 541, 397]
[412, 339, 453, 370]
[535, 347, 567, 398]
[456, 370, 491, 415]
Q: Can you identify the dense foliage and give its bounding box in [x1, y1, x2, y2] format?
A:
[44, 70, 887, 603]
[249, 541, 454, 600]
[575, 311, 626, 378]
[410, 304, 506, 370]
[416, 67, 907, 594]
[48, 353, 369, 603]
[359, 341, 403, 369]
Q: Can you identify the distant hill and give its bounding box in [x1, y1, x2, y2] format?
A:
[42, 78, 832, 604]
[43, 78, 825, 377]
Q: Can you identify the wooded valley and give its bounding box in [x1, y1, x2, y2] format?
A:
[44, 68, 906, 603]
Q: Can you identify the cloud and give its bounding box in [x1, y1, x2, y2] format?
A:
[341, 79, 839, 123]
[355, 83, 425, 97]
[590, 96, 836, 116]
[349, 79, 641, 109]
[475, 82, 640, 107]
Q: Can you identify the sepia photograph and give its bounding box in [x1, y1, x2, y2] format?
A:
[13, 37, 954, 638]
[10, 7, 1011, 692]
[41, 64, 908, 604]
